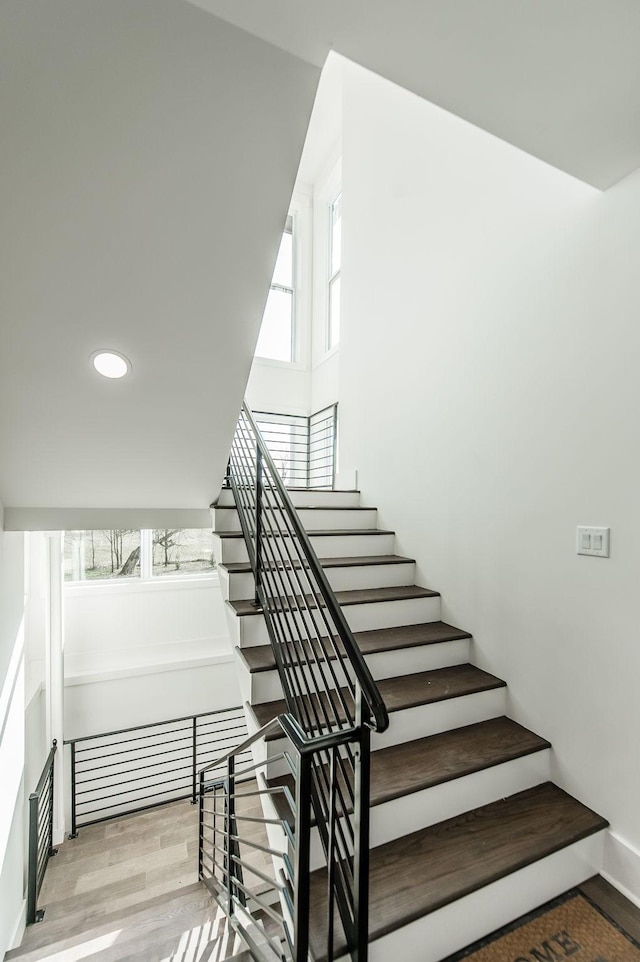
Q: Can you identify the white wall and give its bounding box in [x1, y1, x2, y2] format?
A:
[339, 62, 640, 887]
[63, 578, 239, 738]
[0, 510, 26, 956]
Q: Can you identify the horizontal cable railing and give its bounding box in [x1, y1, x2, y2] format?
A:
[27, 740, 58, 924]
[65, 708, 251, 835]
[309, 403, 338, 489]
[218, 400, 389, 962]
[254, 404, 338, 489]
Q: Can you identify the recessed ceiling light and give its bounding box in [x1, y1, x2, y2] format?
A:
[91, 350, 131, 379]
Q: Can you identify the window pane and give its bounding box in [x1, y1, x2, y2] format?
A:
[152, 529, 216, 577]
[64, 530, 141, 581]
[329, 274, 341, 349]
[330, 194, 342, 277]
[255, 287, 293, 362]
[272, 229, 293, 289]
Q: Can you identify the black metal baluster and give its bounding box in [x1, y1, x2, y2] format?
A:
[26, 792, 39, 924]
[69, 741, 78, 839]
[227, 755, 235, 917]
[294, 750, 312, 962]
[198, 769, 205, 879]
[254, 445, 263, 608]
[191, 717, 197, 804]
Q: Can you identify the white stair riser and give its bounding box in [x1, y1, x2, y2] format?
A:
[363, 638, 471, 681]
[369, 747, 550, 848]
[244, 638, 472, 704]
[213, 507, 377, 533]
[229, 596, 442, 647]
[307, 749, 552, 871]
[249, 687, 507, 762]
[363, 832, 606, 962]
[214, 532, 396, 565]
[215, 489, 361, 509]
[218, 561, 417, 602]
[344, 596, 441, 633]
[372, 687, 506, 750]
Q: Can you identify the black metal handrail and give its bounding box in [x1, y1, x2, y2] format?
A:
[27, 740, 58, 924]
[199, 714, 366, 962]
[218, 400, 389, 962]
[65, 707, 250, 836]
[235, 402, 388, 735]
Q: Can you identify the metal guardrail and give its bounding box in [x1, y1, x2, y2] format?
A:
[27, 740, 58, 924]
[213, 399, 389, 962]
[65, 708, 251, 835]
[254, 403, 338, 489]
[199, 714, 364, 962]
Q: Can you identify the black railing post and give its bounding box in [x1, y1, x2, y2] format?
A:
[69, 741, 78, 838]
[352, 691, 371, 962]
[293, 750, 312, 962]
[331, 403, 338, 489]
[191, 716, 198, 804]
[198, 769, 205, 879]
[254, 446, 263, 608]
[227, 755, 235, 917]
[306, 413, 312, 488]
[48, 739, 58, 858]
[26, 792, 39, 924]
[326, 746, 337, 962]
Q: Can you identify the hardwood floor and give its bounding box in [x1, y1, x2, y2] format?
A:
[9, 791, 269, 962]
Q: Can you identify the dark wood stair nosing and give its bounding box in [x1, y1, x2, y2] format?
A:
[228, 585, 440, 618]
[220, 554, 416, 575]
[214, 504, 376, 512]
[237, 622, 472, 674]
[214, 528, 395, 539]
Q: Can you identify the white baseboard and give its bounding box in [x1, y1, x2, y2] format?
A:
[601, 830, 640, 909]
[9, 898, 26, 951]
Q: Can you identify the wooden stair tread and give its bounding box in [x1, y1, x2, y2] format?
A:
[221, 554, 415, 574]
[308, 782, 609, 959]
[238, 622, 471, 673]
[214, 528, 394, 539]
[229, 584, 439, 617]
[370, 716, 550, 804]
[266, 717, 549, 821]
[215, 504, 376, 512]
[252, 664, 505, 735]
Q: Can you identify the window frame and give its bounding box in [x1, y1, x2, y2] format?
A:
[327, 192, 342, 352]
[63, 528, 218, 589]
[311, 156, 342, 367]
[252, 190, 312, 371]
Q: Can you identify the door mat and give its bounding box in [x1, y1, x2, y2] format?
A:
[448, 892, 640, 962]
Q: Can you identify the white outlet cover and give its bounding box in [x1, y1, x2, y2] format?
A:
[576, 526, 610, 558]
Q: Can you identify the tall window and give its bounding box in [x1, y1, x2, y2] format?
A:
[255, 215, 295, 363]
[328, 193, 342, 350]
[63, 529, 216, 583]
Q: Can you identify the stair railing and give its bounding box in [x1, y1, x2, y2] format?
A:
[210, 400, 389, 961]
[199, 714, 373, 962]
[27, 740, 58, 924]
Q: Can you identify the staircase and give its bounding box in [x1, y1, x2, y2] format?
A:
[213, 484, 608, 962]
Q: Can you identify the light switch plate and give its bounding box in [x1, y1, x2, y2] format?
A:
[576, 526, 610, 558]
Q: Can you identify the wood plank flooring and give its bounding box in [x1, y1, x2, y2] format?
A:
[9, 789, 271, 962]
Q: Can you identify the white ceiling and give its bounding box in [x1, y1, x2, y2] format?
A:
[188, 0, 640, 190]
[0, 0, 319, 523]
